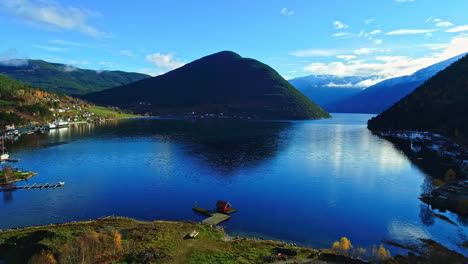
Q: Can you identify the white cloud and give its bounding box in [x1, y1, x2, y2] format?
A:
[446, 25, 468, 33]
[376, 56, 408, 62]
[374, 39, 383, 45]
[69, 60, 89, 65]
[33, 45, 68, 52]
[423, 43, 450, 50]
[336, 55, 357, 61]
[280, 8, 294, 16]
[304, 58, 427, 78]
[1, 0, 108, 38]
[355, 78, 386, 87]
[0, 49, 29, 66]
[145, 53, 185, 73]
[333, 20, 348, 29]
[354, 48, 374, 55]
[436, 21, 453, 28]
[325, 82, 354, 88]
[370, 29, 382, 35]
[48, 39, 92, 47]
[98, 61, 118, 69]
[433, 34, 468, 59]
[331, 32, 355, 39]
[290, 48, 344, 57]
[119, 50, 135, 57]
[138, 68, 165, 77]
[386, 29, 438, 35]
[426, 17, 453, 28]
[364, 18, 375, 25]
[61, 65, 77, 72]
[303, 34, 468, 79]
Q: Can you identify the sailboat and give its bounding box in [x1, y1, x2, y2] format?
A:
[0, 134, 9, 161]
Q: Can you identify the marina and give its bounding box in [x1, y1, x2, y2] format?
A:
[0, 182, 65, 191]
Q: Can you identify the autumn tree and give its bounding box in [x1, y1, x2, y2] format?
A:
[371, 244, 391, 260]
[332, 237, 353, 252]
[444, 169, 457, 182]
[28, 251, 57, 264]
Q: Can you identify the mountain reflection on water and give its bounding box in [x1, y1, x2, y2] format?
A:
[1, 115, 467, 254]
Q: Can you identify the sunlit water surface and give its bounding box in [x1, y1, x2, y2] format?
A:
[1, 114, 467, 254]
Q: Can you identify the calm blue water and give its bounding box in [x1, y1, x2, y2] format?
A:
[1, 114, 467, 254]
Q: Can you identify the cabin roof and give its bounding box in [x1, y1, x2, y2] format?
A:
[216, 200, 231, 208]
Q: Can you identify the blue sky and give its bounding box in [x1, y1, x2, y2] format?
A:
[1, 0, 468, 85]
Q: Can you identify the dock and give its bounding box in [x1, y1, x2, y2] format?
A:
[193, 206, 238, 225]
[0, 182, 65, 191]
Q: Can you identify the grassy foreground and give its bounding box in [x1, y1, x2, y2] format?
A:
[0, 217, 466, 264]
[0, 217, 361, 264]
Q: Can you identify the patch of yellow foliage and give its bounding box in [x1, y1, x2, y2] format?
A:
[332, 237, 353, 251]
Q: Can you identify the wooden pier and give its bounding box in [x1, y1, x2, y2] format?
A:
[193, 206, 238, 225]
[0, 182, 65, 191]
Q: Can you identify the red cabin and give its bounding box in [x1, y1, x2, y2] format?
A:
[216, 200, 232, 213]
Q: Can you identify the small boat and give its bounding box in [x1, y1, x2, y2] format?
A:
[58, 181, 65, 186]
[55, 120, 70, 128]
[0, 134, 9, 160]
[45, 122, 57, 129]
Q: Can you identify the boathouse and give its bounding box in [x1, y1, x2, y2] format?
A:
[216, 200, 231, 213]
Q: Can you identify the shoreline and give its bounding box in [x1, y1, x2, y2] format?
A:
[0, 216, 465, 264]
[370, 129, 468, 216]
[0, 216, 369, 264]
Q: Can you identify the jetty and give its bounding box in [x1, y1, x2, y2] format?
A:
[193, 200, 238, 225]
[0, 182, 65, 191]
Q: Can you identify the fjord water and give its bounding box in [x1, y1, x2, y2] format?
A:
[1, 114, 467, 253]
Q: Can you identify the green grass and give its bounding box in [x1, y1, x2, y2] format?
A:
[88, 106, 138, 119]
[0, 218, 322, 264]
[0, 99, 13, 108]
[1, 218, 466, 263]
[0, 171, 37, 184]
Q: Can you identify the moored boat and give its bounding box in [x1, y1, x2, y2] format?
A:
[0, 134, 9, 160]
[55, 120, 70, 128]
[45, 122, 57, 129]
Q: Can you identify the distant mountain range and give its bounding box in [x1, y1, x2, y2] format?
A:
[85, 51, 330, 120]
[368, 54, 468, 141]
[288, 75, 379, 107]
[0, 60, 150, 95]
[325, 53, 467, 114]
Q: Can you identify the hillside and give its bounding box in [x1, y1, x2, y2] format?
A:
[0, 60, 149, 95]
[85, 51, 330, 120]
[368, 54, 468, 141]
[326, 53, 466, 114]
[0, 74, 135, 127]
[289, 75, 377, 107]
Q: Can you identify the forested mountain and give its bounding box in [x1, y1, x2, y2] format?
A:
[85, 51, 330, 120]
[0, 60, 149, 95]
[0, 74, 133, 127]
[326, 53, 466, 113]
[368, 54, 468, 141]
